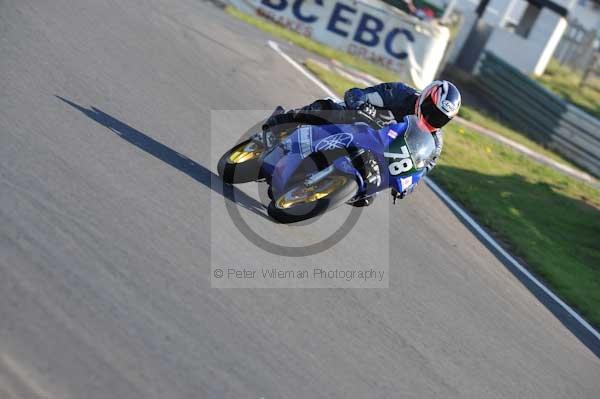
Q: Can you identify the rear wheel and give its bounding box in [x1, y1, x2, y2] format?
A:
[267, 174, 358, 223]
[217, 139, 264, 183]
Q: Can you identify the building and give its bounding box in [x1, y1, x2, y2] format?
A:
[563, 0, 600, 30]
[448, 0, 578, 76]
[438, 0, 599, 28]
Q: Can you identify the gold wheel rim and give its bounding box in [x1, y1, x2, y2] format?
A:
[228, 141, 263, 164]
[275, 176, 348, 209]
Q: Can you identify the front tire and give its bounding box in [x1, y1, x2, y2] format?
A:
[217, 139, 264, 183]
[267, 174, 358, 223]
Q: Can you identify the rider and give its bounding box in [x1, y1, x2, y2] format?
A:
[263, 80, 462, 205]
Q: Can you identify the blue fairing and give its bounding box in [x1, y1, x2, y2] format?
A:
[261, 116, 429, 197]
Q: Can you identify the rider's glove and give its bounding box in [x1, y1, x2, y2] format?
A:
[357, 102, 377, 124]
[357, 103, 395, 128]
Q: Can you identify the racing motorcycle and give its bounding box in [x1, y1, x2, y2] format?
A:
[217, 109, 435, 223]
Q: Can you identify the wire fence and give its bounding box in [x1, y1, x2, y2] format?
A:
[554, 20, 599, 78]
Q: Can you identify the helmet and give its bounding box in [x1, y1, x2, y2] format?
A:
[415, 80, 461, 132]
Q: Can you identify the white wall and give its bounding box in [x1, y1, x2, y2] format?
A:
[482, 7, 568, 75]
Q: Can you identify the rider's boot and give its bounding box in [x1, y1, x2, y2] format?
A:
[262, 99, 343, 137]
[348, 194, 377, 207]
[348, 150, 381, 207]
[353, 150, 381, 187]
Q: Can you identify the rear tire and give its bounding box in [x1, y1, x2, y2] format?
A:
[267, 174, 358, 223]
[217, 139, 264, 183]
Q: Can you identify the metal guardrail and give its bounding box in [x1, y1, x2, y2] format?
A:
[473, 51, 600, 177]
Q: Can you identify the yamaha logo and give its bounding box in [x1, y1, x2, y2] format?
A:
[315, 133, 354, 151]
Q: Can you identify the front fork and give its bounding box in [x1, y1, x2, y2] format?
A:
[303, 155, 365, 192]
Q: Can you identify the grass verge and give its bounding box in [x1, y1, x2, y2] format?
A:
[536, 60, 600, 120]
[226, 6, 399, 82]
[305, 60, 600, 328]
[457, 105, 586, 170]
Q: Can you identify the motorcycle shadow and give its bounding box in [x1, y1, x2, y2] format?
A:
[55, 96, 270, 220]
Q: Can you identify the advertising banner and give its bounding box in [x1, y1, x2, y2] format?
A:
[229, 0, 450, 87]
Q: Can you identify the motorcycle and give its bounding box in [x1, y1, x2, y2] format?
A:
[217, 109, 436, 223]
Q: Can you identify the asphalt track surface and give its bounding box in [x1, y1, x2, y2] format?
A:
[1, 0, 599, 398]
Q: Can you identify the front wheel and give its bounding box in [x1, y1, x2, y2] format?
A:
[217, 139, 264, 183]
[267, 174, 358, 223]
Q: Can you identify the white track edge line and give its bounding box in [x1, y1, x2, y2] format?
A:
[268, 40, 339, 100]
[268, 39, 600, 341]
[425, 178, 600, 340]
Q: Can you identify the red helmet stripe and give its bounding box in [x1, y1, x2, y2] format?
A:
[431, 86, 440, 104]
[421, 118, 437, 133]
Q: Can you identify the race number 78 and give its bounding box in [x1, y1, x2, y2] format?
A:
[385, 146, 413, 175]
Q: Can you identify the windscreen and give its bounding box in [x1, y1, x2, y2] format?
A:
[404, 122, 436, 169]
